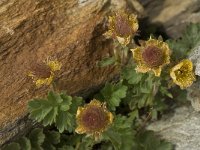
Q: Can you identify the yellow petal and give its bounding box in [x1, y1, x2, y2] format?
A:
[108, 112, 114, 123]
[75, 126, 86, 134]
[116, 36, 130, 46]
[131, 47, 142, 63]
[28, 72, 34, 77]
[152, 67, 161, 77]
[89, 99, 102, 107]
[76, 107, 85, 117]
[35, 75, 54, 87]
[103, 30, 113, 38]
[47, 60, 62, 72]
[135, 64, 150, 73]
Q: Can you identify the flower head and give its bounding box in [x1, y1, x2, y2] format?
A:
[131, 37, 171, 76]
[28, 59, 62, 87]
[104, 10, 138, 45]
[170, 59, 196, 89]
[75, 100, 113, 139]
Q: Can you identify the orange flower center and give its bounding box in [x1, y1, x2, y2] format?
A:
[142, 46, 164, 68]
[114, 14, 133, 37]
[81, 106, 108, 132]
[31, 63, 51, 78]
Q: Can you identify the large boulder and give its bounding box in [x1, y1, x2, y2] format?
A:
[0, 0, 143, 145]
[147, 106, 200, 150]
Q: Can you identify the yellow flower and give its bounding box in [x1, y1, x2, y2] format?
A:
[131, 37, 171, 76]
[104, 10, 138, 45]
[28, 59, 62, 87]
[170, 59, 196, 89]
[75, 100, 113, 140]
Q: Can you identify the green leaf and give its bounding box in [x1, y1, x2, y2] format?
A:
[160, 86, 173, 98]
[135, 131, 173, 150]
[28, 99, 53, 122]
[42, 107, 58, 126]
[103, 129, 121, 150]
[58, 145, 75, 150]
[29, 128, 45, 150]
[138, 94, 148, 108]
[28, 92, 81, 132]
[167, 23, 200, 60]
[128, 109, 139, 120]
[122, 66, 143, 84]
[55, 111, 73, 133]
[18, 137, 31, 150]
[45, 131, 60, 145]
[104, 115, 136, 150]
[42, 144, 55, 150]
[98, 57, 116, 67]
[47, 91, 63, 104]
[96, 83, 127, 111]
[112, 84, 127, 99]
[2, 143, 20, 150]
[60, 94, 72, 111]
[69, 96, 83, 114]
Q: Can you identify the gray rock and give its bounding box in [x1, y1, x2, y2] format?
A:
[189, 44, 200, 76]
[187, 80, 200, 112]
[142, 0, 200, 38]
[147, 106, 200, 150]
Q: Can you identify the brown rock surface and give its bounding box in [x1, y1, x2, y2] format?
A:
[0, 0, 143, 145]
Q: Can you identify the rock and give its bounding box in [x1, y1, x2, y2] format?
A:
[142, 0, 200, 38]
[0, 0, 143, 146]
[187, 80, 200, 112]
[187, 44, 200, 111]
[189, 44, 200, 76]
[147, 106, 200, 150]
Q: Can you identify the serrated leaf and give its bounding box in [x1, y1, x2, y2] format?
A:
[103, 129, 121, 150]
[28, 92, 80, 132]
[2, 143, 20, 150]
[55, 111, 73, 133]
[97, 83, 127, 111]
[104, 115, 136, 150]
[42, 131, 60, 150]
[42, 144, 55, 150]
[128, 109, 139, 120]
[101, 83, 113, 99]
[160, 87, 173, 98]
[60, 94, 72, 111]
[42, 107, 58, 126]
[113, 85, 127, 99]
[69, 97, 83, 114]
[18, 137, 31, 150]
[45, 131, 60, 145]
[122, 66, 143, 84]
[167, 23, 200, 60]
[136, 131, 173, 150]
[182, 23, 200, 49]
[138, 94, 148, 108]
[140, 81, 152, 94]
[28, 99, 53, 122]
[98, 57, 116, 67]
[29, 128, 45, 150]
[58, 145, 75, 150]
[48, 91, 63, 104]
